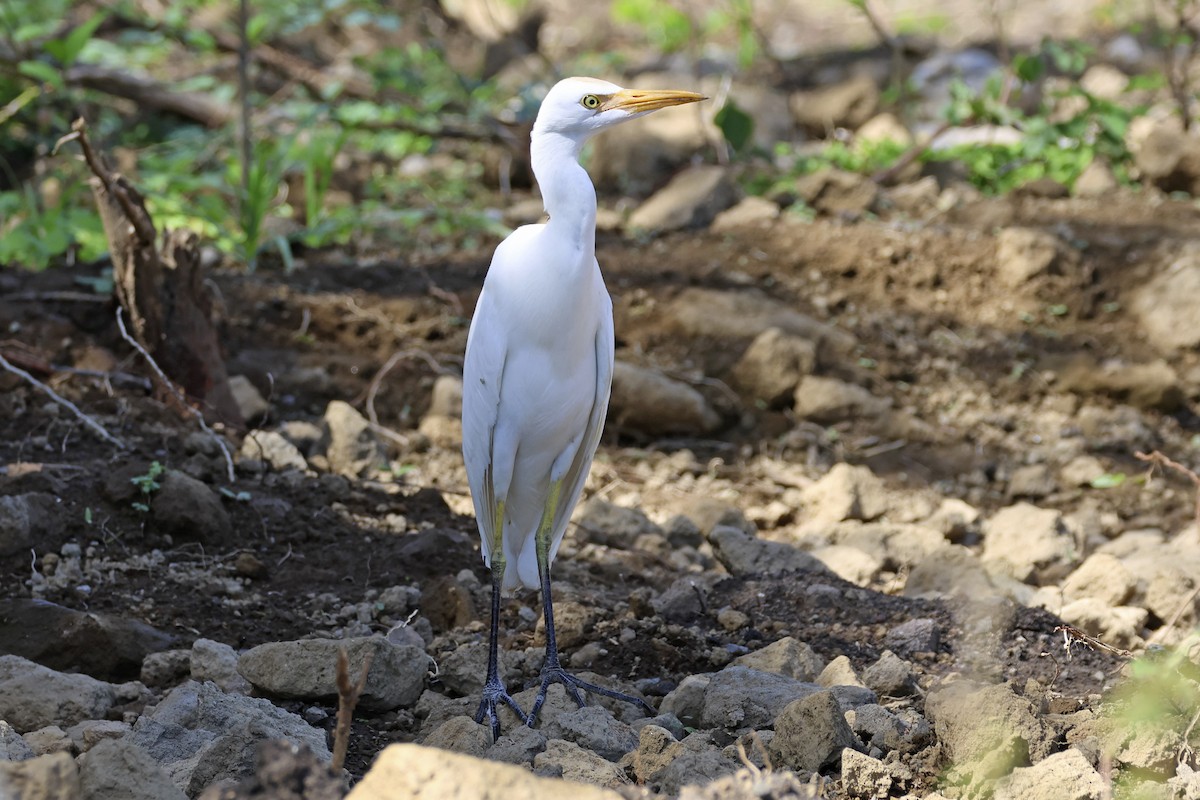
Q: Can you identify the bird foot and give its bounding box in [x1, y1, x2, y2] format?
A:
[527, 665, 656, 725]
[475, 679, 528, 741]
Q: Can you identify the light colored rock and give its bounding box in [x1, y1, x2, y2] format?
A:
[427, 374, 464, 418]
[732, 328, 817, 406]
[76, 738, 187, 800]
[1131, 115, 1200, 194]
[795, 168, 878, 215]
[694, 666, 822, 730]
[650, 741, 740, 796]
[347, 742, 625, 800]
[887, 175, 941, 215]
[993, 747, 1105, 800]
[1062, 553, 1135, 606]
[659, 675, 709, 728]
[0, 656, 118, 733]
[64, 720, 130, 753]
[855, 112, 911, 146]
[575, 498, 662, 549]
[609, 361, 720, 436]
[996, 227, 1063, 286]
[925, 680, 1053, 780]
[849, 704, 933, 755]
[794, 376, 888, 423]
[665, 287, 856, 354]
[534, 738, 631, 789]
[486, 723, 547, 765]
[539, 705, 636, 762]
[128, 680, 330, 796]
[841, 748, 893, 799]
[227, 375, 268, 422]
[791, 75, 879, 133]
[904, 545, 998, 599]
[21, 726, 72, 756]
[0, 751, 80, 800]
[422, 715, 490, 757]
[803, 463, 888, 523]
[1007, 463, 1055, 499]
[320, 400, 386, 477]
[626, 165, 737, 233]
[708, 525, 831, 578]
[812, 545, 881, 585]
[817, 655, 866, 689]
[1073, 160, 1118, 197]
[1130, 244, 1200, 352]
[981, 503, 1075, 583]
[711, 196, 780, 232]
[1059, 598, 1147, 649]
[240, 430, 307, 472]
[238, 636, 428, 711]
[190, 639, 250, 694]
[1059, 455, 1107, 487]
[768, 690, 862, 772]
[732, 637, 824, 681]
[1054, 356, 1182, 411]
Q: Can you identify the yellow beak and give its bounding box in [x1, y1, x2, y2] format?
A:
[602, 88, 706, 114]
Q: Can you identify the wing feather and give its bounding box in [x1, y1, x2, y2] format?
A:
[461, 287, 508, 563]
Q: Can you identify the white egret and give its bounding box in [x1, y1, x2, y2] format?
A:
[462, 77, 705, 737]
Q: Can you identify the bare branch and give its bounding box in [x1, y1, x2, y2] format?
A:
[0, 352, 127, 449]
[331, 646, 373, 773]
[1135, 449, 1200, 526]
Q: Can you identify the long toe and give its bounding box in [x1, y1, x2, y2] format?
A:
[528, 666, 655, 725]
[475, 683, 529, 741]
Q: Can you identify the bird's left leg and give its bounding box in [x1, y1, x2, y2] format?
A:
[474, 498, 529, 740]
[527, 479, 656, 725]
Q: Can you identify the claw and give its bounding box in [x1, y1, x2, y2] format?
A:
[475, 678, 528, 741]
[527, 665, 655, 726]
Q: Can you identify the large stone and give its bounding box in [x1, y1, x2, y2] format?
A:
[802, 463, 888, 523]
[320, 400, 386, 477]
[609, 361, 720, 436]
[1062, 553, 1136, 606]
[694, 666, 823, 730]
[76, 738, 187, 800]
[768, 690, 862, 772]
[732, 328, 817, 407]
[0, 720, 35, 761]
[0, 655, 119, 733]
[794, 376, 888, 423]
[151, 471, 232, 544]
[841, 748, 894, 799]
[981, 503, 1075, 583]
[993, 748, 1106, 800]
[191, 639, 250, 694]
[626, 165, 737, 233]
[227, 375, 268, 422]
[708, 525, 831, 578]
[0, 493, 63, 557]
[237, 637, 428, 711]
[239, 430, 307, 472]
[1130, 245, 1200, 352]
[711, 196, 780, 232]
[347, 743, 625, 800]
[925, 680, 1053, 781]
[732, 637, 824, 681]
[904, 545, 999, 599]
[1054, 356, 1182, 411]
[995, 227, 1064, 286]
[1130, 116, 1200, 194]
[575, 498, 663, 549]
[0, 598, 175, 682]
[533, 738, 631, 789]
[794, 168, 879, 216]
[1059, 598, 1147, 650]
[790, 75, 880, 133]
[0, 751, 81, 800]
[128, 680, 330, 796]
[664, 288, 855, 354]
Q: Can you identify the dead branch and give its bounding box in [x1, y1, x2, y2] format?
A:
[1135, 450, 1200, 526]
[1054, 624, 1134, 660]
[331, 646, 373, 774]
[116, 307, 236, 483]
[0, 352, 127, 449]
[60, 117, 243, 428]
[66, 64, 231, 127]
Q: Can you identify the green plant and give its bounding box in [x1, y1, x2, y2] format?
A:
[130, 461, 165, 513]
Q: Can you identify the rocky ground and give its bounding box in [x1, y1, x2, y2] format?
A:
[5, 31, 1200, 800]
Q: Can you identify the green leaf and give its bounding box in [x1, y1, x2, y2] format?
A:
[18, 60, 64, 90]
[1090, 472, 1127, 489]
[1012, 53, 1044, 83]
[44, 11, 107, 68]
[714, 100, 754, 153]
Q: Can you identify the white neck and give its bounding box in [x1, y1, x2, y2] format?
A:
[530, 130, 597, 254]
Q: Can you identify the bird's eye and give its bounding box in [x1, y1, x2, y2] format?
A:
[581, 94, 600, 110]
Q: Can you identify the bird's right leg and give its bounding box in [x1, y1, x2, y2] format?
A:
[474, 498, 528, 740]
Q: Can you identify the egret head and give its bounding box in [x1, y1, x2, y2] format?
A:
[533, 77, 705, 140]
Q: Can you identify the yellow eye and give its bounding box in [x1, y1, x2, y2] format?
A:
[581, 94, 600, 109]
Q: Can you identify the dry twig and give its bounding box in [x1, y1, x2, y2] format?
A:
[116, 307, 236, 482]
[331, 647, 373, 773]
[0, 352, 127, 449]
[1135, 449, 1200, 525]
